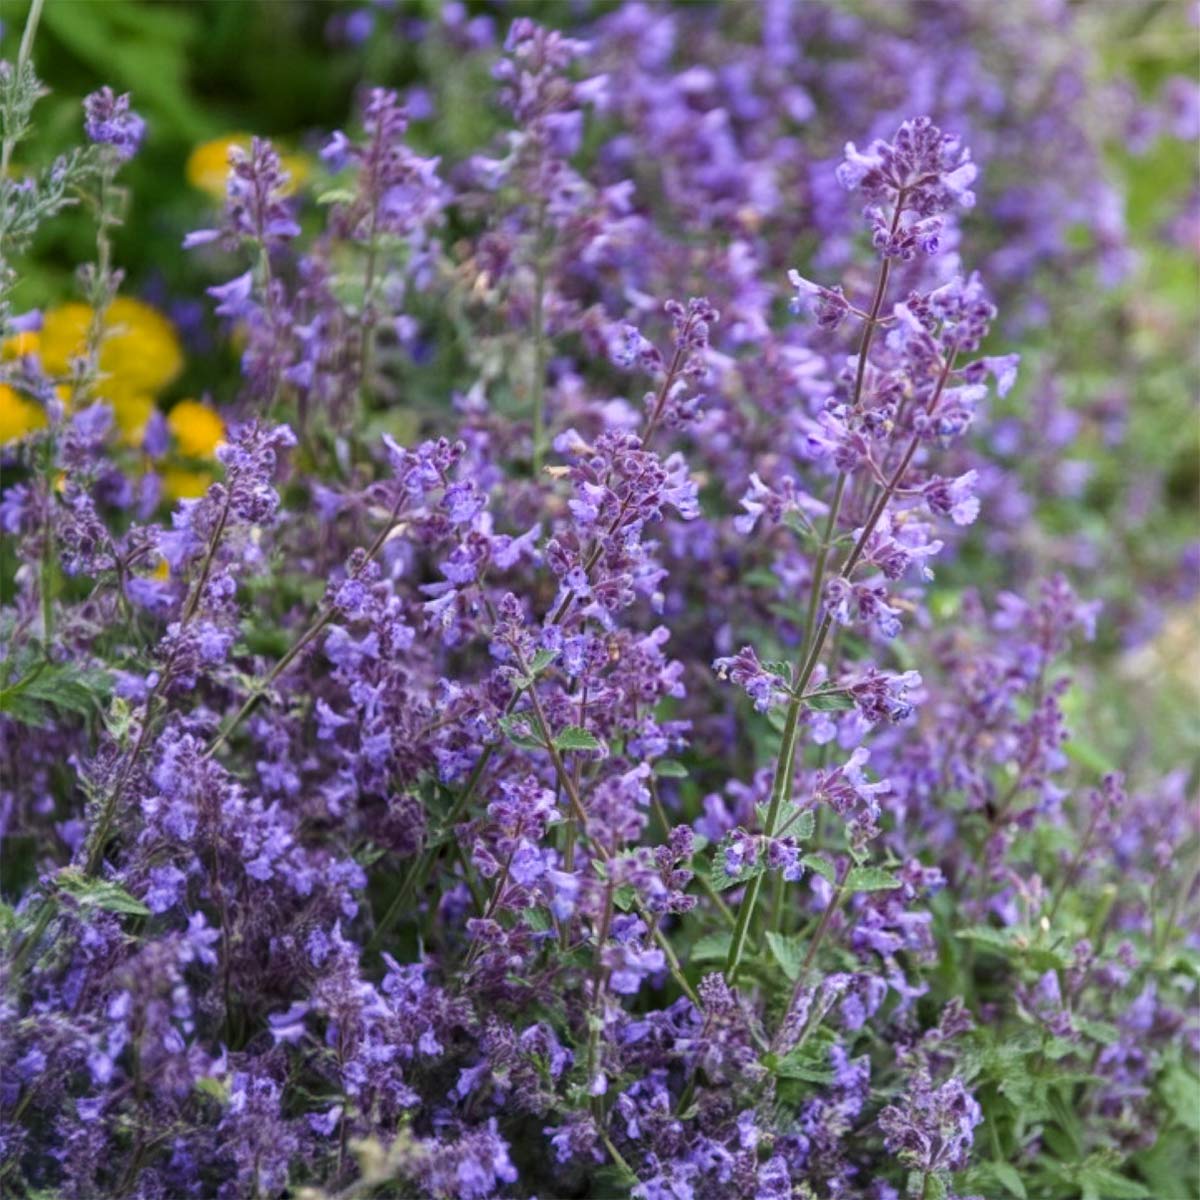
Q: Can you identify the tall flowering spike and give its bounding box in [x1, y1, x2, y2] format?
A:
[879, 1074, 982, 1175]
[837, 115, 977, 215]
[227, 137, 301, 246]
[184, 136, 299, 249]
[838, 115, 977, 259]
[82, 88, 145, 161]
[323, 87, 448, 241]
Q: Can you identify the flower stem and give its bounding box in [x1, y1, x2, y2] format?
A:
[723, 205, 901, 983]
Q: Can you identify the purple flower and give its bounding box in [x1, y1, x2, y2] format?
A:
[714, 646, 789, 712]
[83, 88, 145, 160]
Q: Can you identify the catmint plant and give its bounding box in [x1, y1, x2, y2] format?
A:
[0, 6, 1195, 1200]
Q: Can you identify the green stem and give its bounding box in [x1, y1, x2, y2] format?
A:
[375, 328, 692, 944]
[206, 492, 405, 758]
[771, 878, 847, 1052]
[715, 204, 902, 984]
[0, 0, 44, 175]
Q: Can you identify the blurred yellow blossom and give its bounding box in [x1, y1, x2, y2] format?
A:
[186, 133, 310, 200]
[112, 393, 156, 446]
[40, 298, 184, 397]
[1, 329, 40, 359]
[0, 384, 46, 444]
[167, 399, 224, 458]
[162, 466, 213, 501]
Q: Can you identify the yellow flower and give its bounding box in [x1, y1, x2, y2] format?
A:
[186, 133, 310, 200]
[112, 393, 156, 446]
[0, 384, 46, 444]
[167, 399, 224, 458]
[1, 329, 40, 359]
[40, 298, 184, 396]
[162, 466, 213, 501]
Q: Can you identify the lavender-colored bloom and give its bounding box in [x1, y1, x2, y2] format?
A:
[83, 88, 145, 160]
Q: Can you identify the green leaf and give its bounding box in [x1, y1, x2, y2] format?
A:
[802, 854, 836, 885]
[1159, 1063, 1200, 1130]
[497, 714, 544, 751]
[527, 647, 560, 677]
[653, 759, 689, 778]
[316, 188, 357, 206]
[743, 567, 782, 589]
[1078, 1166, 1148, 1200]
[554, 726, 602, 753]
[691, 932, 731, 962]
[956, 925, 1019, 956]
[844, 866, 901, 892]
[768, 1048, 833, 1084]
[764, 930, 805, 982]
[921, 1174, 948, 1200]
[781, 510, 819, 543]
[710, 834, 766, 892]
[592, 1163, 639, 1196]
[755, 802, 814, 842]
[194, 1076, 229, 1104]
[56, 869, 150, 917]
[989, 1161, 1027, 1199]
[0, 661, 112, 727]
[802, 689, 856, 711]
[1076, 1017, 1120, 1046]
[775, 808, 815, 842]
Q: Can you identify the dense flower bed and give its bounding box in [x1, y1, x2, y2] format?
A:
[1, 4, 1196, 1199]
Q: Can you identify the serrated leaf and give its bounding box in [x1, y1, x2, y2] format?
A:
[802, 689, 856, 711]
[653, 759, 688, 778]
[554, 725, 602, 752]
[56, 870, 150, 917]
[844, 866, 900, 892]
[802, 854, 836, 885]
[764, 930, 805, 982]
[497, 714, 544, 751]
[775, 808, 815, 842]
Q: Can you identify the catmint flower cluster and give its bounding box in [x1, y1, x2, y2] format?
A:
[82, 86, 145, 161]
